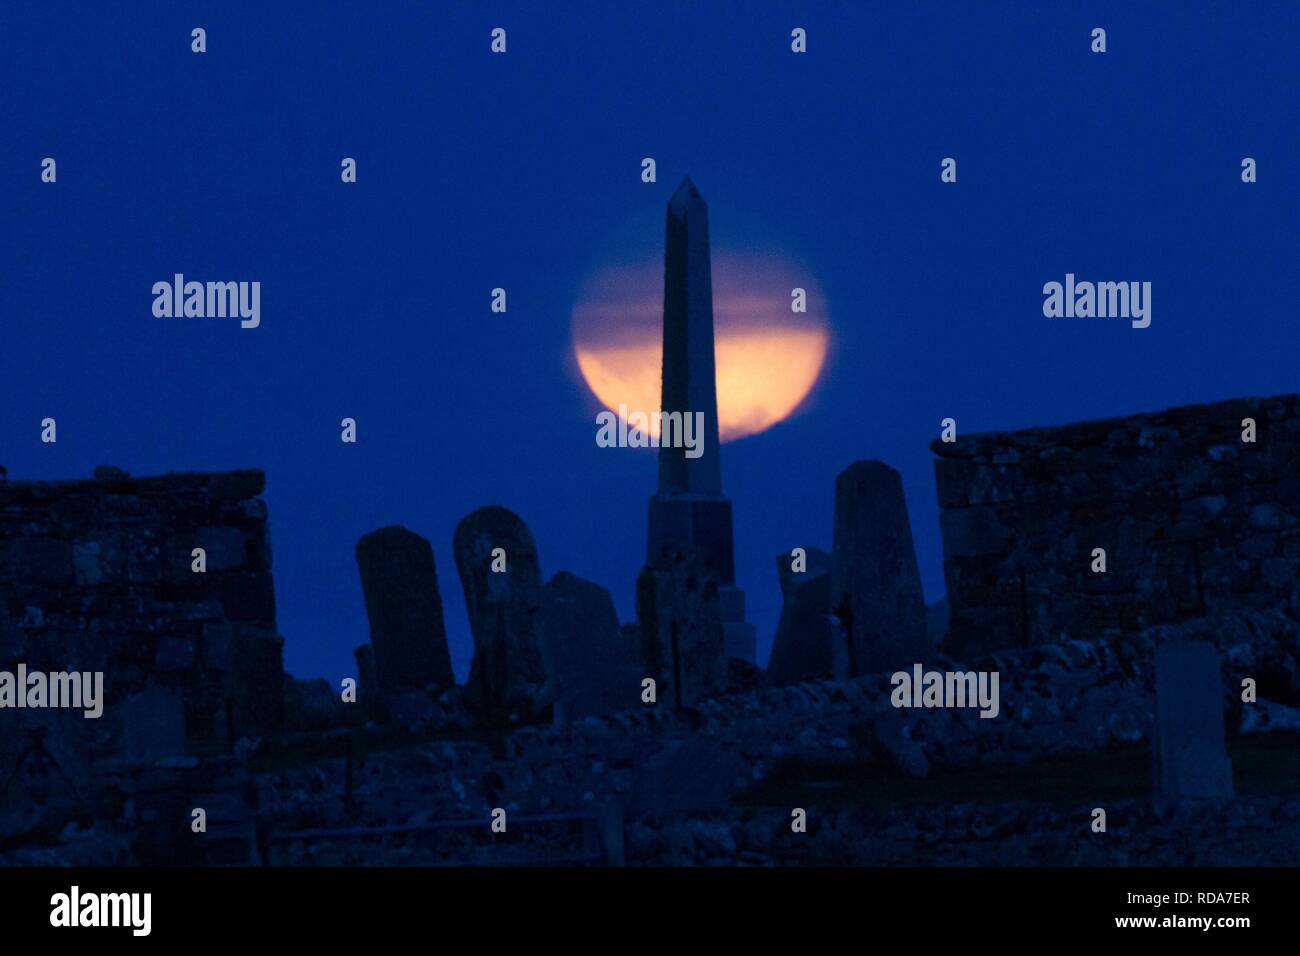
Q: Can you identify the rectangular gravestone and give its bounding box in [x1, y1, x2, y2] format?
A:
[540, 572, 641, 723]
[122, 684, 187, 765]
[1153, 640, 1233, 806]
[830, 460, 929, 676]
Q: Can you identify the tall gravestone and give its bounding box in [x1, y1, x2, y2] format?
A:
[637, 548, 726, 708]
[644, 177, 755, 663]
[539, 571, 641, 722]
[355, 526, 455, 697]
[829, 461, 929, 677]
[767, 547, 834, 686]
[1153, 640, 1233, 806]
[453, 506, 546, 715]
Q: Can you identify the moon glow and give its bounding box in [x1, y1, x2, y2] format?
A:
[572, 252, 829, 443]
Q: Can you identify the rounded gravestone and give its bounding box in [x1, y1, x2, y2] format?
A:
[452, 507, 545, 715]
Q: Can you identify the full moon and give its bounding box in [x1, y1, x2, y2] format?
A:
[572, 251, 829, 442]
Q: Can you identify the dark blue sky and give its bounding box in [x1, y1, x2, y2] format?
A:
[4, 2, 1297, 683]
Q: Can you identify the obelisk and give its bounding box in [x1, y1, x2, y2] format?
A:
[645, 178, 755, 663]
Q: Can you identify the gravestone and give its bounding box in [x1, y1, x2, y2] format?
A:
[122, 684, 187, 764]
[453, 506, 546, 714]
[538, 571, 641, 722]
[636, 548, 726, 708]
[830, 461, 929, 676]
[767, 547, 834, 686]
[355, 526, 455, 696]
[1153, 640, 1233, 806]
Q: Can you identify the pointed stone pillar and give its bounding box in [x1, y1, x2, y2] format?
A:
[644, 178, 755, 663]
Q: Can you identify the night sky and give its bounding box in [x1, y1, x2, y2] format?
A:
[4, 2, 1296, 684]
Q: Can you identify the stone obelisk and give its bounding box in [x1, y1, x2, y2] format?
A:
[645, 178, 755, 663]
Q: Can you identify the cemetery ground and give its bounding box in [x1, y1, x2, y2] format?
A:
[743, 731, 1300, 810]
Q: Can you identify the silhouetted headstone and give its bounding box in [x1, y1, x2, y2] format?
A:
[830, 461, 929, 676]
[453, 506, 545, 714]
[122, 685, 187, 764]
[636, 548, 726, 707]
[539, 572, 641, 722]
[355, 526, 455, 696]
[767, 547, 834, 686]
[1153, 640, 1233, 806]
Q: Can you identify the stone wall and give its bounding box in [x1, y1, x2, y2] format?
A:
[0, 468, 284, 756]
[932, 395, 1300, 658]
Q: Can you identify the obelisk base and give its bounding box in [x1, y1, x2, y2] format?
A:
[720, 585, 756, 664]
[646, 493, 736, 585]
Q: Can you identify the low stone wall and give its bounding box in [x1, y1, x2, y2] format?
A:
[259, 609, 1299, 841]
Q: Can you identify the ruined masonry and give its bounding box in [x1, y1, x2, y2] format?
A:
[0, 468, 284, 761]
[932, 394, 1300, 658]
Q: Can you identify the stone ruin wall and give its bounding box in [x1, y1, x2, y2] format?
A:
[0, 469, 284, 757]
[932, 394, 1300, 660]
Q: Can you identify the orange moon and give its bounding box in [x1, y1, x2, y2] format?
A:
[572, 252, 830, 442]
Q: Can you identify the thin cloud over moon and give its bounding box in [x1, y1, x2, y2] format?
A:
[572, 251, 830, 442]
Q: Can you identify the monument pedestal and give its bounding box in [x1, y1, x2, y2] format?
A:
[647, 494, 755, 663]
[720, 585, 756, 664]
[646, 494, 735, 585]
